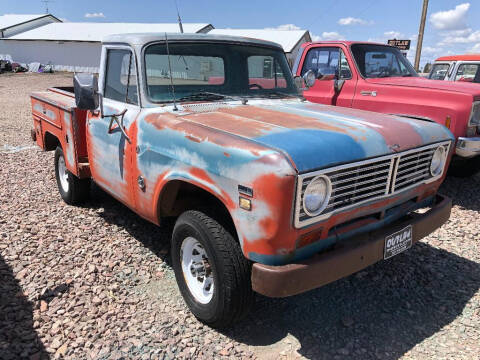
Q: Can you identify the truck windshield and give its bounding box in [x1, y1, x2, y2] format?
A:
[144, 42, 298, 102]
[429, 63, 450, 80]
[350, 44, 418, 78]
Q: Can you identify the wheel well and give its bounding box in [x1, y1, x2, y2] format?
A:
[44, 132, 60, 151]
[158, 180, 238, 240]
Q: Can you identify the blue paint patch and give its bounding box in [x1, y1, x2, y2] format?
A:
[255, 129, 370, 172]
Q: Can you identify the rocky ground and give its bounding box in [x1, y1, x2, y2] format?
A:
[0, 73, 479, 359]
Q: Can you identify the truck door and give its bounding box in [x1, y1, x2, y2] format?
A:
[300, 46, 356, 107]
[86, 47, 140, 206]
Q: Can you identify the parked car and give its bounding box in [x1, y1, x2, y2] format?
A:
[31, 33, 453, 327]
[429, 55, 480, 84]
[292, 42, 480, 176]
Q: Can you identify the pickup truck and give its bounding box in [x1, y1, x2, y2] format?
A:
[292, 41, 480, 176]
[429, 55, 480, 84]
[31, 33, 453, 328]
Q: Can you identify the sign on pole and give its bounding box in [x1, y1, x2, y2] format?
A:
[387, 39, 411, 51]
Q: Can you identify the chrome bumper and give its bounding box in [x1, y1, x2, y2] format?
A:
[456, 137, 480, 158]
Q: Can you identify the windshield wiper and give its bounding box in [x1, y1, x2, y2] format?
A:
[179, 91, 248, 104]
[401, 74, 414, 77]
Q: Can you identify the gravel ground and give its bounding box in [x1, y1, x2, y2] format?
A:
[0, 73, 479, 360]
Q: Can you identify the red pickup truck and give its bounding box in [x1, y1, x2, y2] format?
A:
[292, 41, 480, 176]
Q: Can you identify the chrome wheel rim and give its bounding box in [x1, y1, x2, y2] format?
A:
[180, 237, 214, 304]
[58, 155, 69, 193]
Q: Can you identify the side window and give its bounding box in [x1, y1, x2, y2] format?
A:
[247, 55, 286, 89]
[301, 47, 351, 79]
[104, 49, 138, 105]
[455, 64, 480, 83]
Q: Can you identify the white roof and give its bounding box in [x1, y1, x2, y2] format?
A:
[8, 22, 213, 42]
[0, 14, 53, 30]
[209, 28, 310, 52]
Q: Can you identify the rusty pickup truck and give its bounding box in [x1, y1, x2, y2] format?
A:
[31, 33, 454, 327]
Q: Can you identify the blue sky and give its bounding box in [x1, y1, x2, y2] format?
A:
[3, 1, 480, 68]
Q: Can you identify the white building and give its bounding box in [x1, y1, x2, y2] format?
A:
[209, 28, 311, 66]
[0, 14, 60, 38]
[0, 15, 312, 72]
[0, 22, 213, 72]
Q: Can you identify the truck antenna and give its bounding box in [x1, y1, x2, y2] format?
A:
[174, 0, 184, 33]
[165, 33, 178, 111]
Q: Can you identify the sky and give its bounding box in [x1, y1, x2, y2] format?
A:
[2, 0, 480, 69]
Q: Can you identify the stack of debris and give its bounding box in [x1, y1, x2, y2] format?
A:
[0, 54, 53, 74]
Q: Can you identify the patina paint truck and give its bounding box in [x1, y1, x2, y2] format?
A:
[293, 41, 480, 176]
[31, 33, 454, 327]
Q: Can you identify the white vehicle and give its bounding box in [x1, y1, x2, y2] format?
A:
[429, 55, 480, 84]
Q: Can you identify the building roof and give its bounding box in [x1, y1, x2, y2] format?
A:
[436, 54, 480, 62]
[6, 22, 213, 42]
[209, 28, 311, 52]
[0, 14, 59, 30]
[104, 32, 283, 49]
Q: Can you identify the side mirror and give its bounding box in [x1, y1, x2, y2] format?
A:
[74, 73, 99, 110]
[294, 75, 307, 91]
[302, 70, 316, 88]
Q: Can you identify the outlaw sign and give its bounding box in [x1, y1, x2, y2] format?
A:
[388, 39, 411, 50]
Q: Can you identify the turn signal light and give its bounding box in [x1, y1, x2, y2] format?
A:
[445, 116, 451, 129]
[239, 197, 252, 211]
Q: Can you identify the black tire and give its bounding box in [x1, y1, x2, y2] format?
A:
[54, 146, 90, 205]
[448, 156, 480, 178]
[171, 210, 254, 328]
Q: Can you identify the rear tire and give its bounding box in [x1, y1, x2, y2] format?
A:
[171, 210, 254, 328]
[54, 146, 90, 205]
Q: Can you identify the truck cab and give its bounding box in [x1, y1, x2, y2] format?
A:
[293, 41, 480, 176]
[429, 55, 480, 84]
[31, 33, 454, 327]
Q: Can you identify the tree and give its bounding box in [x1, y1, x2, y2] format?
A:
[423, 63, 432, 73]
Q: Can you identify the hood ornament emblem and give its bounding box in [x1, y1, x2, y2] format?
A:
[389, 144, 401, 152]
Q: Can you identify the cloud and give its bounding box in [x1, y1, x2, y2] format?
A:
[384, 31, 405, 39]
[320, 31, 345, 41]
[468, 43, 480, 53]
[85, 12, 105, 18]
[338, 17, 372, 26]
[439, 29, 480, 45]
[429, 3, 470, 30]
[265, 24, 302, 31]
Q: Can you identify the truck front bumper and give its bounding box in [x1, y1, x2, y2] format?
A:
[456, 137, 480, 158]
[251, 194, 451, 298]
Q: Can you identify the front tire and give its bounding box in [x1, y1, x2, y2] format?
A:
[54, 146, 90, 205]
[171, 210, 254, 328]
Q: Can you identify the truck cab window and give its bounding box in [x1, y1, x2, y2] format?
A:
[429, 64, 450, 80]
[104, 49, 138, 105]
[455, 64, 480, 83]
[247, 56, 286, 89]
[301, 47, 351, 80]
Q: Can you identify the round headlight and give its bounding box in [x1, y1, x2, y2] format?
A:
[303, 175, 331, 216]
[430, 146, 446, 176]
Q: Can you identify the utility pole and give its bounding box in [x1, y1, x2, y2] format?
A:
[414, 0, 429, 72]
[42, 0, 53, 14]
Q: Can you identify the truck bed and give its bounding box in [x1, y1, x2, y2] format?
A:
[31, 87, 90, 178]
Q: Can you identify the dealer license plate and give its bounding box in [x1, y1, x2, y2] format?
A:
[384, 225, 413, 260]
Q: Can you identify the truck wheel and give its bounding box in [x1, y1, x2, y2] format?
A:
[171, 210, 254, 328]
[54, 146, 90, 205]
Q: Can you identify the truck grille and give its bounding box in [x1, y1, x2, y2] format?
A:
[295, 141, 450, 228]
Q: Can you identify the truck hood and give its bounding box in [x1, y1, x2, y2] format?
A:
[175, 100, 454, 173]
[366, 76, 480, 97]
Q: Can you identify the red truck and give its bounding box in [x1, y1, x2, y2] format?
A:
[292, 41, 480, 176]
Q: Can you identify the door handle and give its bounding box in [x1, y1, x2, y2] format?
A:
[360, 90, 377, 97]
